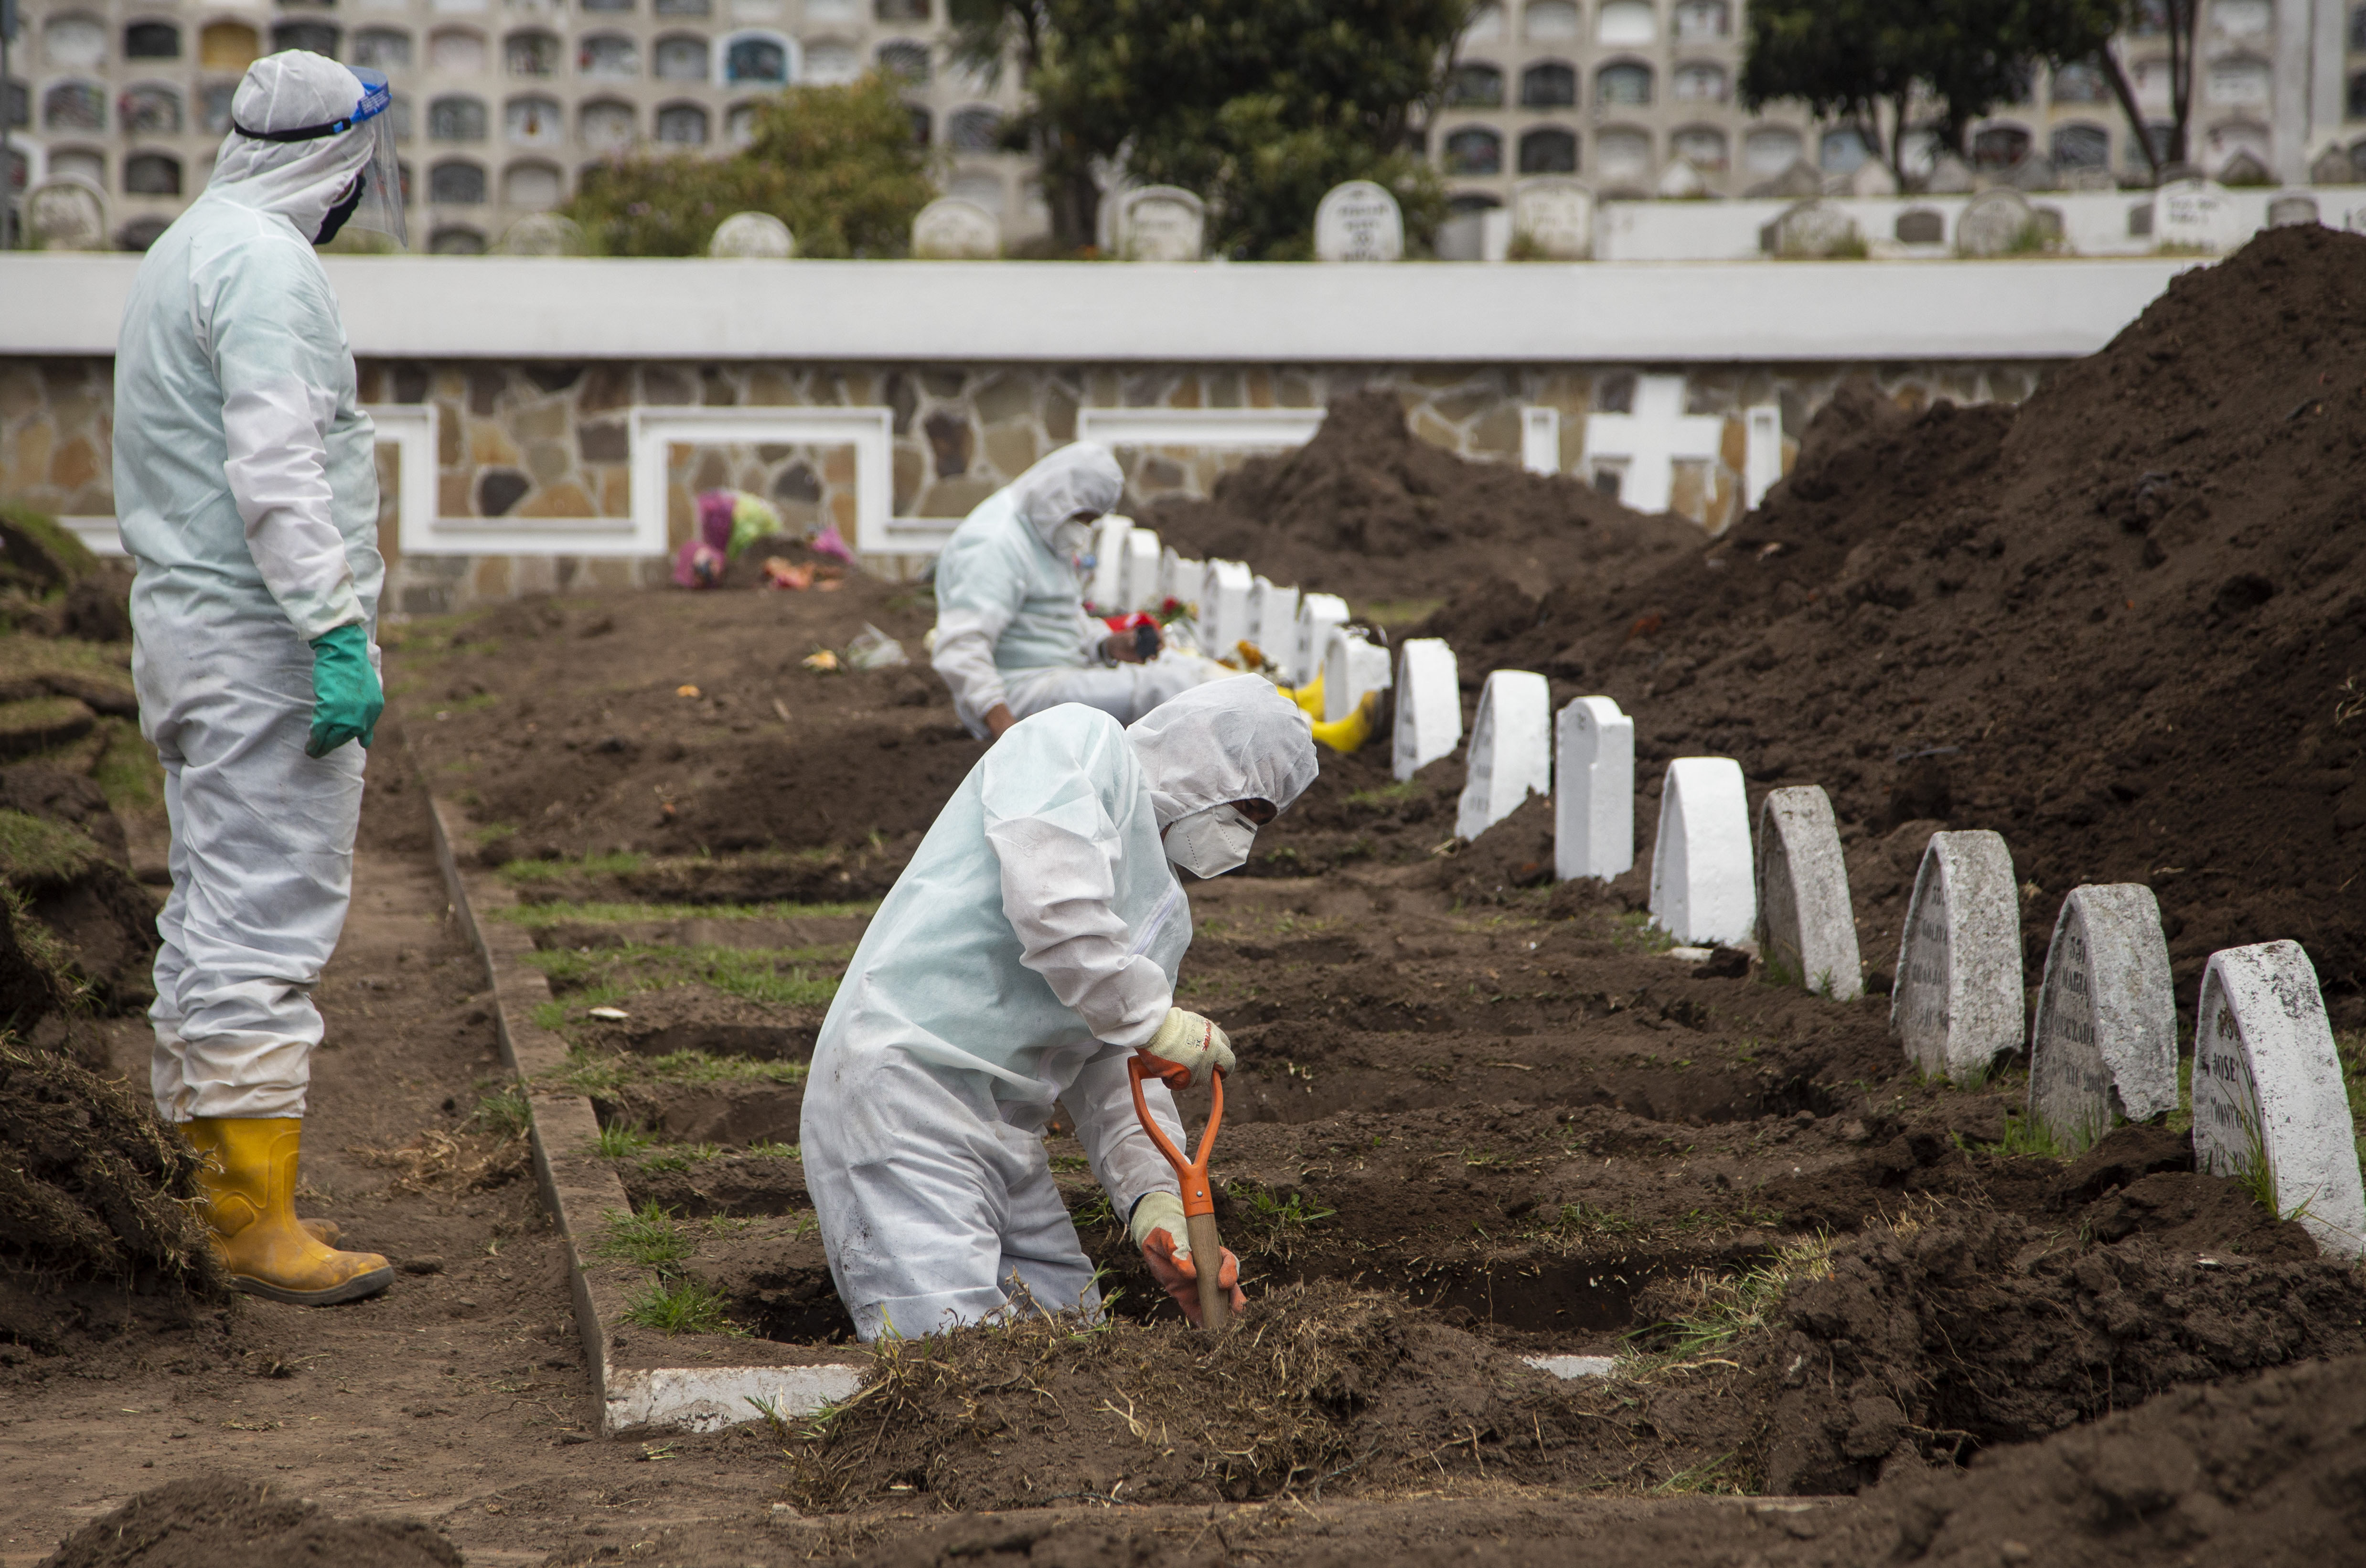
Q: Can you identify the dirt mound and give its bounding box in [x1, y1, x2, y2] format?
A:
[1143, 391, 1700, 603]
[39, 1479, 461, 1568]
[0, 794, 159, 1014]
[1413, 224, 2366, 1019]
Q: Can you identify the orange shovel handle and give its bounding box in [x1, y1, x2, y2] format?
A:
[1126, 1053, 1223, 1219]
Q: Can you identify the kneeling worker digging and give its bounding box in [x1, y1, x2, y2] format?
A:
[800, 679, 1314, 1337]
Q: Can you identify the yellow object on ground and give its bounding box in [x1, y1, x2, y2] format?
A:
[1285, 672, 1325, 717]
[1309, 691, 1379, 755]
[185, 1117, 394, 1306]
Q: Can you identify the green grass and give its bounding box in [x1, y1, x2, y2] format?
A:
[1628, 1236, 1834, 1366]
[2340, 1032, 2366, 1171]
[489, 898, 878, 927]
[522, 941, 845, 1009]
[593, 1123, 656, 1160]
[1224, 1181, 1337, 1245]
[1356, 598, 1446, 627]
[547, 1047, 809, 1098]
[1609, 911, 1677, 954]
[1961, 1109, 2077, 1160]
[744, 1141, 801, 1160]
[0, 808, 102, 885]
[637, 1142, 725, 1173]
[597, 1201, 695, 1268]
[1345, 779, 1423, 810]
[499, 852, 649, 884]
[472, 1085, 532, 1141]
[88, 717, 162, 811]
[619, 1276, 739, 1336]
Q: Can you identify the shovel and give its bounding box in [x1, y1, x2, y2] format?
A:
[1125, 1053, 1232, 1332]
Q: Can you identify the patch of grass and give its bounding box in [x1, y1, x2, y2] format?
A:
[522, 942, 843, 1009]
[637, 1141, 725, 1173]
[1344, 780, 1422, 810]
[620, 1276, 739, 1336]
[548, 1047, 809, 1098]
[1610, 911, 1676, 954]
[1356, 598, 1445, 627]
[489, 898, 878, 927]
[472, 1085, 532, 1141]
[1628, 1236, 1834, 1367]
[1532, 1200, 1643, 1240]
[744, 1141, 801, 1160]
[594, 1123, 656, 1160]
[1224, 1182, 1336, 1259]
[0, 808, 101, 884]
[88, 716, 162, 811]
[2168, 1052, 2195, 1137]
[598, 1201, 694, 1268]
[500, 852, 649, 884]
[1962, 1109, 2077, 1160]
[1048, 1153, 1092, 1173]
[2340, 1031, 2366, 1171]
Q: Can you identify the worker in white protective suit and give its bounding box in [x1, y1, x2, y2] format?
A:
[804, 677, 1318, 1339]
[112, 50, 407, 1307]
[931, 443, 1230, 740]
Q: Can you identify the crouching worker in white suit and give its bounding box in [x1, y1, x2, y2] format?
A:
[804, 678, 1318, 1338]
[931, 442, 1229, 741]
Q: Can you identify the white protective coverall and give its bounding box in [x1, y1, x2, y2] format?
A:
[931, 443, 1227, 738]
[114, 52, 385, 1122]
[803, 677, 1319, 1339]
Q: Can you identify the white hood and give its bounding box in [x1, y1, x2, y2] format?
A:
[210, 51, 375, 242]
[1128, 675, 1319, 829]
[1008, 443, 1124, 548]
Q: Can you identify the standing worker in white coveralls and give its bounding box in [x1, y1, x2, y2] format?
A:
[803, 678, 1317, 1337]
[112, 51, 407, 1306]
[931, 443, 1231, 740]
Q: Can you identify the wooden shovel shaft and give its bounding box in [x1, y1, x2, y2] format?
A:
[1186, 1211, 1230, 1331]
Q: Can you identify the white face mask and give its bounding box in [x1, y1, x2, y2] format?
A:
[1165, 805, 1257, 879]
[1049, 520, 1096, 567]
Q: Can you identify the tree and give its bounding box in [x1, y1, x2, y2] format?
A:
[950, 0, 1466, 260]
[562, 73, 935, 257]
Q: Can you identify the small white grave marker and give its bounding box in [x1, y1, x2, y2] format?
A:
[2153, 179, 2239, 253]
[1199, 559, 1254, 666]
[1584, 374, 1723, 515]
[1116, 185, 1207, 262]
[1743, 406, 1784, 509]
[1891, 830, 2024, 1081]
[1314, 181, 1405, 262]
[1754, 785, 1862, 1001]
[1086, 515, 1132, 612]
[1323, 628, 1395, 725]
[1554, 697, 1634, 881]
[1295, 594, 1349, 693]
[2192, 940, 2366, 1258]
[707, 211, 795, 258]
[1118, 528, 1162, 612]
[1157, 547, 1204, 613]
[2027, 884, 2178, 1152]
[1391, 638, 1461, 781]
[1511, 176, 1593, 259]
[910, 197, 1001, 259]
[1648, 758, 1754, 946]
[1249, 578, 1301, 681]
[1456, 671, 1551, 841]
[1520, 408, 1561, 476]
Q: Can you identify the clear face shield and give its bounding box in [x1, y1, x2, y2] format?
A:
[231, 65, 407, 248]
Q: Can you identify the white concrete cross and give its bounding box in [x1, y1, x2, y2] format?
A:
[1583, 374, 1723, 515]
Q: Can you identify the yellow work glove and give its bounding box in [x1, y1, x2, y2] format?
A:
[1129, 1191, 1246, 1328]
[1142, 1007, 1234, 1090]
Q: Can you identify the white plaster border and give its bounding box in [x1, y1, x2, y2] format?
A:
[1076, 405, 1329, 454]
[631, 405, 901, 558]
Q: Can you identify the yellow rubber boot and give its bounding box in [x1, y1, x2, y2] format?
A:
[1287, 672, 1325, 718]
[185, 1118, 393, 1306]
[1309, 691, 1379, 755]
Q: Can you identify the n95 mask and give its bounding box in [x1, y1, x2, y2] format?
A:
[1050, 519, 1096, 567]
[1165, 805, 1257, 878]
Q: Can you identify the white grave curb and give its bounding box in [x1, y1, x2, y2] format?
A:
[1891, 830, 2023, 1081]
[1457, 670, 1552, 841]
[607, 1364, 867, 1434]
[1295, 594, 1349, 694]
[1754, 786, 1862, 1001]
[1649, 757, 1755, 946]
[2193, 940, 2366, 1259]
[2027, 884, 2178, 1150]
[1554, 696, 1634, 881]
[1391, 638, 1462, 781]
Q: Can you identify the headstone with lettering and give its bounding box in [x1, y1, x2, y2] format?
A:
[26, 181, 107, 251]
[2192, 940, 2366, 1258]
[1314, 180, 1405, 262]
[2153, 179, 2238, 251]
[1554, 696, 1634, 881]
[1323, 627, 1394, 726]
[1390, 637, 1460, 781]
[1117, 185, 1207, 261]
[911, 196, 1001, 259]
[1199, 559, 1254, 665]
[1891, 830, 2024, 1081]
[1512, 177, 1592, 259]
[1086, 514, 1132, 612]
[1295, 594, 1350, 693]
[1249, 578, 1302, 682]
[1118, 527, 1162, 612]
[1754, 785, 1862, 1001]
[707, 211, 794, 257]
[1955, 189, 2035, 257]
[1456, 671, 1550, 841]
[2026, 884, 2178, 1152]
[1649, 758, 1754, 946]
[1894, 207, 1946, 246]
[1763, 201, 1859, 258]
[2266, 192, 2321, 228]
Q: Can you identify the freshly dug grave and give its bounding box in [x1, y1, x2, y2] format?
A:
[39, 1478, 460, 1568]
[1410, 223, 2366, 1019]
[1141, 389, 1700, 605]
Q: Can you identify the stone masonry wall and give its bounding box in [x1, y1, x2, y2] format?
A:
[2, 354, 2057, 617]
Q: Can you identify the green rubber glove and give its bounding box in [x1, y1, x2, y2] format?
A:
[306, 623, 384, 758]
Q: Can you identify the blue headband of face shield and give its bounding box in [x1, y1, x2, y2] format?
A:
[232, 66, 408, 248]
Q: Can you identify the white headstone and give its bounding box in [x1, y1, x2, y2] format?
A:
[1323, 627, 1396, 727]
[1520, 407, 1561, 475]
[1648, 758, 1755, 947]
[1954, 189, 2035, 257]
[1583, 374, 1722, 516]
[1742, 405, 1785, 510]
[1846, 158, 1899, 198]
[2153, 179, 2238, 252]
[1199, 559, 1254, 666]
[1655, 157, 1710, 200]
[1390, 638, 1460, 781]
[1249, 578, 1302, 682]
[1118, 528, 1162, 612]
[1456, 671, 1551, 841]
[1314, 180, 1405, 262]
[2193, 940, 2366, 1258]
[1754, 785, 1862, 1001]
[1553, 696, 1633, 882]
[1086, 515, 1132, 612]
[497, 212, 587, 256]
[1117, 185, 1207, 262]
[707, 211, 794, 257]
[26, 181, 107, 251]
[1766, 200, 1859, 258]
[1891, 830, 2024, 1081]
[1157, 547, 1204, 613]
[2027, 884, 2178, 1152]
[911, 197, 1001, 259]
[1511, 177, 1592, 259]
[1295, 594, 1349, 692]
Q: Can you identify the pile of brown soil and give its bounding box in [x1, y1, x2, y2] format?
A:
[1143, 390, 1699, 604]
[1411, 224, 2366, 1018]
[39, 1479, 460, 1568]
